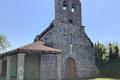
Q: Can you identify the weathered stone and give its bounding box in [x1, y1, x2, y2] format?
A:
[24, 54, 40, 80]
[17, 53, 25, 80]
[0, 59, 2, 76]
[35, 0, 97, 79]
[40, 54, 57, 80]
[56, 54, 62, 80]
[0, 0, 97, 80]
[39, 21, 96, 79]
[6, 56, 11, 80]
[10, 55, 17, 80]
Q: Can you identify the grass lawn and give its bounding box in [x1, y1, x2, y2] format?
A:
[95, 78, 114, 80]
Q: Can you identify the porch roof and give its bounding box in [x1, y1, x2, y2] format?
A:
[0, 41, 61, 56]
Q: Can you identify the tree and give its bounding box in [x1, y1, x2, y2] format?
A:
[114, 45, 119, 58]
[108, 43, 113, 60]
[95, 42, 120, 77]
[0, 34, 10, 53]
[95, 42, 107, 64]
[108, 43, 119, 61]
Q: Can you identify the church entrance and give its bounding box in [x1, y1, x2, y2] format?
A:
[66, 57, 76, 80]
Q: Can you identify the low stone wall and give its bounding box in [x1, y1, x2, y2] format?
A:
[0, 76, 16, 80]
[24, 54, 40, 80]
[0, 76, 6, 80]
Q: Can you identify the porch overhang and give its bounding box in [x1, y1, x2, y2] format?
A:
[0, 41, 61, 57]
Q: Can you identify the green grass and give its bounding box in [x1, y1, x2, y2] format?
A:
[95, 78, 114, 80]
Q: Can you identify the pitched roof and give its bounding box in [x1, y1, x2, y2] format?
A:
[0, 41, 61, 56]
[34, 22, 54, 42]
[19, 41, 61, 53]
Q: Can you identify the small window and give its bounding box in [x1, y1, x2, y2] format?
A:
[63, 6, 67, 10]
[63, 0, 67, 10]
[72, 7, 75, 13]
[69, 19, 73, 23]
[72, 4, 75, 13]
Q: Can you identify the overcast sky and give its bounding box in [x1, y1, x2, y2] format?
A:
[0, 0, 120, 50]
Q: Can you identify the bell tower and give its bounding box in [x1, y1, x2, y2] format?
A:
[55, 0, 82, 26]
[34, 0, 97, 79]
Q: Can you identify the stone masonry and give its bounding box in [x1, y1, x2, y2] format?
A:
[0, 0, 97, 80]
[35, 0, 97, 79]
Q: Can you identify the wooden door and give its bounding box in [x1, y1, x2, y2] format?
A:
[66, 57, 76, 80]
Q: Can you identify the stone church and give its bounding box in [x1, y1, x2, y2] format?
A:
[0, 0, 96, 80]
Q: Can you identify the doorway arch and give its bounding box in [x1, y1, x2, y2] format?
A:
[66, 57, 76, 80]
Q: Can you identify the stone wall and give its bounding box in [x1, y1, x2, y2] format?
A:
[40, 54, 57, 80]
[0, 55, 18, 80]
[1, 57, 7, 77]
[24, 54, 40, 80]
[0, 59, 2, 76]
[40, 21, 96, 79]
[35, 0, 97, 79]
[10, 55, 17, 80]
[55, 0, 82, 26]
[24, 53, 57, 80]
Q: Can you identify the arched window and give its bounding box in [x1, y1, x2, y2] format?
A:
[63, 0, 67, 10]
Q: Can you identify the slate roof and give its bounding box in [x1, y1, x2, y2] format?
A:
[0, 41, 61, 56]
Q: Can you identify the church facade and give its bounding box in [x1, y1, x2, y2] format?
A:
[0, 0, 96, 80]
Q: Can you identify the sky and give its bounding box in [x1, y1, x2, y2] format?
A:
[0, 0, 120, 50]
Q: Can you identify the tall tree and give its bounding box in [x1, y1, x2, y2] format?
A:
[108, 43, 119, 60]
[114, 45, 119, 58]
[108, 43, 113, 60]
[95, 42, 107, 64]
[0, 34, 10, 52]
